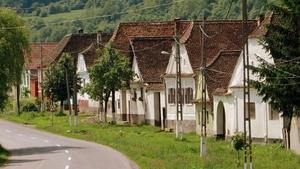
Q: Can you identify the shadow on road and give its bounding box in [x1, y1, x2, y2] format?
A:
[9, 145, 84, 156]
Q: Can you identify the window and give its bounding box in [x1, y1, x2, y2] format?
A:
[269, 105, 279, 120]
[185, 87, 193, 104]
[168, 88, 175, 104]
[246, 102, 256, 120]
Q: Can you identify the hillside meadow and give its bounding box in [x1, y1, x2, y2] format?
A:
[0, 111, 299, 169]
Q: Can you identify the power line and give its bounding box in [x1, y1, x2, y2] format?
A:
[1, 0, 183, 30]
[225, 0, 234, 20]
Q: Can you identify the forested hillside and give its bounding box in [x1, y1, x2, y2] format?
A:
[0, 0, 277, 42]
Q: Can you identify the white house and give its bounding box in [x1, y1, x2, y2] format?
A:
[212, 13, 283, 143]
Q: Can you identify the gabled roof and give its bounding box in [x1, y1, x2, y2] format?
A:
[79, 33, 112, 68]
[248, 12, 282, 38]
[207, 50, 241, 96]
[110, 21, 191, 57]
[183, 20, 258, 103]
[130, 37, 174, 89]
[193, 50, 241, 103]
[26, 42, 58, 69]
[181, 20, 258, 71]
[44, 33, 97, 65]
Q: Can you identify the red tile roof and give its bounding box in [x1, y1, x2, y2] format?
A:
[248, 12, 282, 38]
[79, 33, 112, 68]
[26, 42, 58, 69]
[44, 33, 98, 65]
[111, 21, 191, 57]
[192, 50, 241, 103]
[130, 37, 174, 85]
[182, 20, 258, 103]
[181, 20, 258, 71]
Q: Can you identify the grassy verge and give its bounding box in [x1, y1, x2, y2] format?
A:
[1, 111, 300, 169]
[0, 144, 9, 167]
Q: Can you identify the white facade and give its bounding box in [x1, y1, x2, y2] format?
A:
[213, 38, 283, 141]
[77, 53, 120, 115]
[164, 44, 196, 132]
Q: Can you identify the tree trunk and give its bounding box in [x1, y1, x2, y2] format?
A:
[16, 85, 20, 116]
[60, 100, 64, 113]
[282, 112, 292, 149]
[104, 99, 108, 123]
[99, 100, 103, 122]
[112, 89, 116, 124]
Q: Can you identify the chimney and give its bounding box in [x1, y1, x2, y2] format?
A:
[78, 28, 83, 34]
[97, 31, 102, 44]
[257, 14, 265, 26]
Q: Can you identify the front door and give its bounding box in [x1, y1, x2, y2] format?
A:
[154, 92, 161, 126]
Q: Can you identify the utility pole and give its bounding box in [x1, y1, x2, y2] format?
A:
[40, 42, 44, 112]
[64, 61, 72, 126]
[242, 0, 252, 168]
[174, 17, 183, 140]
[200, 16, 207, 157]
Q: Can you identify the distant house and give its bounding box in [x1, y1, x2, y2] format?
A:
[129, 36, 174, 126]
[77, 32, 112, 113]
[23, 42, 58, 97]
[110, 20, 190, 126]
[166, 19, 259, 133]
[202, 13, 284, 143]
[43, 30, 98, 111]
[109, 18, 260, 134]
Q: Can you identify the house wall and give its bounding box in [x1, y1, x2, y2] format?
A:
[146, 90, 166, 129]
[215, 37, 283, 142]
[165, 77, 196, 133]
[195, 103, 213, 136]
[214, 87, 283, 142]
[124, 86, 145, 124]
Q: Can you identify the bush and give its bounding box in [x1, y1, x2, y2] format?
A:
[13, 97, 40, 112]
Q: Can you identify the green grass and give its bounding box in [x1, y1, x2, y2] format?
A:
[0, 144, 9, 166]
[1, 111, 300, 169]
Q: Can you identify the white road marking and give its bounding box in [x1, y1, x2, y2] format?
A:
[56, 144, 61, 147]
[44, 140, 49, 142]
[68, 157, 71, 160]
[18, 134, 23, 136]
[31, 137, 36, 139]
[65, 165, 69, 169]
[6, 130, 10, 132]
[65, 150, 69, 153]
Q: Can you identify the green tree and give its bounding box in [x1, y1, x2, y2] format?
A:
[41, 53, 81, 125]
[0, 8, 30, 114]
[249, 0, 300, 149]
[82, 41, 136, 123]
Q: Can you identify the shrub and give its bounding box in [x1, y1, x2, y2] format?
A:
[231, 132, 244, 167]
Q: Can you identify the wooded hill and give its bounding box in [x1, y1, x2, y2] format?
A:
[1, 0, 277, 42]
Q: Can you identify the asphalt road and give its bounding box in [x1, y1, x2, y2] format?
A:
[0, 119, 138, 169]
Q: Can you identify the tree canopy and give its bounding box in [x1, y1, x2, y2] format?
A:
[0, 8, 30, 110]
[0, 0, 278, 43]
[249, 0, 300, 147]
[41, 53, 81, 112]
[82, 41, 136, 122]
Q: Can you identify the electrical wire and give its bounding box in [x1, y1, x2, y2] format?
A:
[225, 0, 234, 20]
[1, 0, 184, 30]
